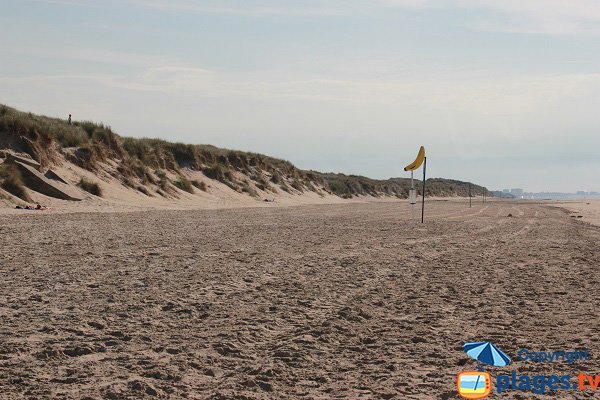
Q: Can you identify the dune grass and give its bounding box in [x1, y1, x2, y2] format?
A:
[174, 175, 194, 193]
[191, 180, 207, 191]
[0, 164, 31, 201]
[77, 177, 102, 197]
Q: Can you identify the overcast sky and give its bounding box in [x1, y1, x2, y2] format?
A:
[2, 0, 599, 192]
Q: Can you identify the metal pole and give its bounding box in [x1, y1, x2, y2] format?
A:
[421, 157, 426, 223]
[410, 171, 414, 224]
[469, 183, 472, 208]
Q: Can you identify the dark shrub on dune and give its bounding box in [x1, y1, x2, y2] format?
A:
[191, 180, 207, 191]
[0, 164, 31, 201]
[174, 175, 194, 193]
[77, 177, 102, 197]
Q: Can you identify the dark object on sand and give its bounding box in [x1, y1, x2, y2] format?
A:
[15, 204, 48, 210]
[507, 213, 513, 217]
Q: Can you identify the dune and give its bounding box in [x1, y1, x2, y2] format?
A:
[1, 104, 488, 214]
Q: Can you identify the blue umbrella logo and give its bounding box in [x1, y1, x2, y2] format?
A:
[463, 341, 511, 367]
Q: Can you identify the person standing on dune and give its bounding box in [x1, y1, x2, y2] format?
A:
[68, 114, 72, 125]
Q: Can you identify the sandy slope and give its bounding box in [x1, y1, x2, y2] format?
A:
[0, 158, 352, 215]
[0, 200, 598, 399]
[0, 152, 487, 215]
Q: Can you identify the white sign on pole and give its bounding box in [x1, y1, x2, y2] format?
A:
[409, 189, 417, 205]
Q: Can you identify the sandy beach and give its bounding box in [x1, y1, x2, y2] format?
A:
[1, 199, 598, 399]
[4, 0, 600, 398]
[552, 199, 600, 227]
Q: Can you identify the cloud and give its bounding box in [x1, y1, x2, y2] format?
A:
[35, 0, 431, 17]
[0, 44, 176, 68]
[5, 64, 600, 115]
[21, 0, 600, 34]
[387, 0, 600, 35]
[136, 0, 600, 35]
[463, 0, 600, 34]
[124, 0, 372, 17]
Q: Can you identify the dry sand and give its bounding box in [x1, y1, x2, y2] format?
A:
[1, 200, 599, 399]
[552, 199, 600, 227]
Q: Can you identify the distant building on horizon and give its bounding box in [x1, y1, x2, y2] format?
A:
[493, 190, 600, 200]
[491, 190, 514, 199]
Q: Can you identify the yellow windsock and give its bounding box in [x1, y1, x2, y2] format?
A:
[404, 146, 426, 171]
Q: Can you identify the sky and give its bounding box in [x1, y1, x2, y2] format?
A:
[1, 0, 599, 192]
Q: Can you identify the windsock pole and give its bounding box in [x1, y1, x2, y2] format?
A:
[421, 157, 426, 223]
[404, 146, 426, 224]
[411, 171, 415, 224]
